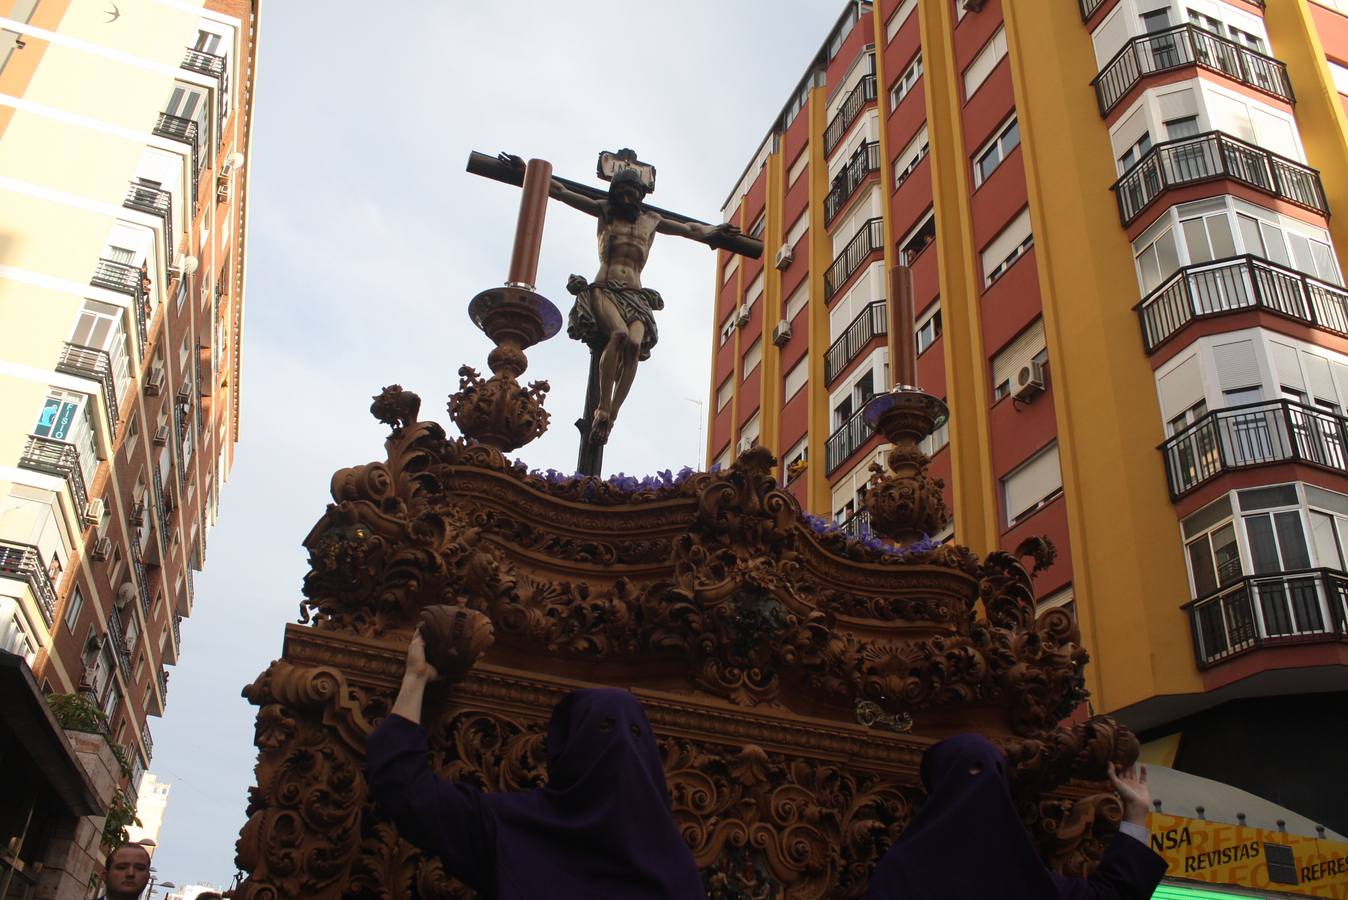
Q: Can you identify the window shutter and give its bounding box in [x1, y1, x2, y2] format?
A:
[784, 358, 808, 401]
[1004, 443, 1062, 523]
[1212, 340, 1260, 390]
[1303, 354, 1335, 403]
[981, 209, 1032, 277]
[991, 318, 1045, 389]
[1268, 341, 1305, 392]
[1157, 355, 1204, 420]
[742, 337, 763, 379]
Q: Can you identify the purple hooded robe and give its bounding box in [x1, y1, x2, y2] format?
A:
[366, 687, 706, 899]
[866, 734, 1168, 900]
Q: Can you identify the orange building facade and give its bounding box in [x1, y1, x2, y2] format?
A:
[708, 0, 1348, 834]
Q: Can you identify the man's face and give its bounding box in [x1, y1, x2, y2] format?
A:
[106, 846, 151, 898]
[612, 183, 642, 212]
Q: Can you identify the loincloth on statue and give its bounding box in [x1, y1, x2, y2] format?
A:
[567, 281, 663, 361]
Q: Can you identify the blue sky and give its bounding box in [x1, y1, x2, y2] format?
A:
[145, 0, 847, 888]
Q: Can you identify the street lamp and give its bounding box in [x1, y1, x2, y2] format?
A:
[146, 878, 176, 898]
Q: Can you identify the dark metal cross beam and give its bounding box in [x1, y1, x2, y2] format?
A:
[467, 149, 764, 478]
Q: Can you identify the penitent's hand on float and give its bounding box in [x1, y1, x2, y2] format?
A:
[405, 626, 441, 684]
[391, 626, 439, 725]
[1108, 762, 1152, 826]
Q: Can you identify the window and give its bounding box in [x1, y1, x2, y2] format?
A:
[712, 444, 731, 471]
[894, 125, 930, 188]
[1118, 132, 1153, 171]
[963, 26, 1007, 99]
[719, 314, 736, 347]
[1134, 223, 1181, 294]
[716, 376, 733, 412]
[783, 437, 809, 483]
[1037, 585, 1076, 621]
[785, 283, 809, 321]
[886, 0, 917, 40]
[891, 54, 924, 107]
[900, 212, 936, 265]
[745, 272, 765, 310]
[742, 337, 763, 379]
[739, 412, 761, 449]
[785, 211, 808, 249]
[916, 302, 942, 355]
[1264, 843, 1298, 886]
[784, 357, 809, 402]
[124, 613, 140, 652]
[748, 213, 766, 240]
[921, 410, 950, 456]
[1165, 115, 1201, 140]
[1003, 442, 1063, 526]
[64, 586, 86, 632]
[992, 318, 1046, 401]
[974, 118, 1020, 186]
[982, 209, 1034, 286]
[788, 150, 809, 187]
[34, 389, 83, 441]
[1330, 60, 1348, 97]
[722, 252, 739, 284]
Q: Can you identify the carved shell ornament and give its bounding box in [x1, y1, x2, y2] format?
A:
[233, 383, 1135, 899]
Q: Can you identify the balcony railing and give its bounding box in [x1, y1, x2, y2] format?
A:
[1138, 255, 1348, 352]
[157, 668, 169, 708]
[825, 218, 884, 301]
[826, 406, 875, 474]
[151, 464, 172, 538]
[141, 720, 155, 761]
[1093, 24, 1292, 115]
[1079, 0, 1106, 19]
[1113, 131, 1327, 226]
[91, 259, 149, 350]
[106, 606, 134, 685]
[181, 47, 225, 80]
[20, 436, 89, 516]
[56, 343, 120, 429]
[1185, 568, 1348, 668]
[172, 612, 182, 650]
[824, 74, 877, 156]
[1162, 399, 1348, 498]
[825, 141, 881, 225]
[843, 510, 872, 539]
[153, 112, 201, 200]
[129, 534, 152, 619]
[825, 301, 888, 384]
[0, 542, 56, 626]
[124, 182, 174, 251]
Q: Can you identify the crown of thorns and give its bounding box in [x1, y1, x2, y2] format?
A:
[609, 167, 650, 195]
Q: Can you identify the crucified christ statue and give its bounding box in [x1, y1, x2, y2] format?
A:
[496, 153, 741, 448]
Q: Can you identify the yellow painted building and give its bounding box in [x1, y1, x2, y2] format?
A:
[0, 0, 258, 894]
[708, 0, 1348, 841]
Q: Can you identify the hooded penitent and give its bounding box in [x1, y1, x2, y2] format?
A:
[366, 687, 706, 900]
[865, 734, 1166, 900]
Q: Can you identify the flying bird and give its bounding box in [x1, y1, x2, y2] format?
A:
[105, 3, 120, 22]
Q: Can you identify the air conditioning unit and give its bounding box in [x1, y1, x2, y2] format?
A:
[734, 304, 750, 327]
[177, 383, 192, 402]
[84, 632, 106, 657]
[84, 498, 105, 527]
[771, 319, 792, 347]
[1013, 361, 1046, 401]
[115, 582, 135, 609]
[130, 502, 145, 527]
[774, 244, 794, 271]
[962, 0, 986, 9]
[145, 367, 165, 396]
[153, 425, 170, 446]
[90, 537, 113, 561]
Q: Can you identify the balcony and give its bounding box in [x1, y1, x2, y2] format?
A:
[1186, 568, 1348, 668]
[1113, 131, 1327, 226]
[825, 141, 880, 225]
[1093, 24, 1292, 116]
[826, 301, 887, 384]
[19, 436, 89, 516]
[55, 343, 121, 429]
[1138, 255, 1348, 352]
[825, 218, 884, 301]
[1162, 399, 1348, 498]
[843, 510, 872, 539]
[106, 606, 134, 684]
[824, 74, 876, 156]
[153, 112, 201, 198]
[158, 668, 169, 706]
[826, 407, 875, 474]
[141, 720, 155, 760]
[91, 258, 149, 350]
[128, 535, 153, 618]
[181, 47, 225, 81]
[1079, 0, 1106, 19]
[0, 542, 56, 626]
[124, 182, 174, 249]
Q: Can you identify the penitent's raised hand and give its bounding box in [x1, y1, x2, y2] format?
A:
[1108, 762, 1152, 826]
[391, 626, 439, 725]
